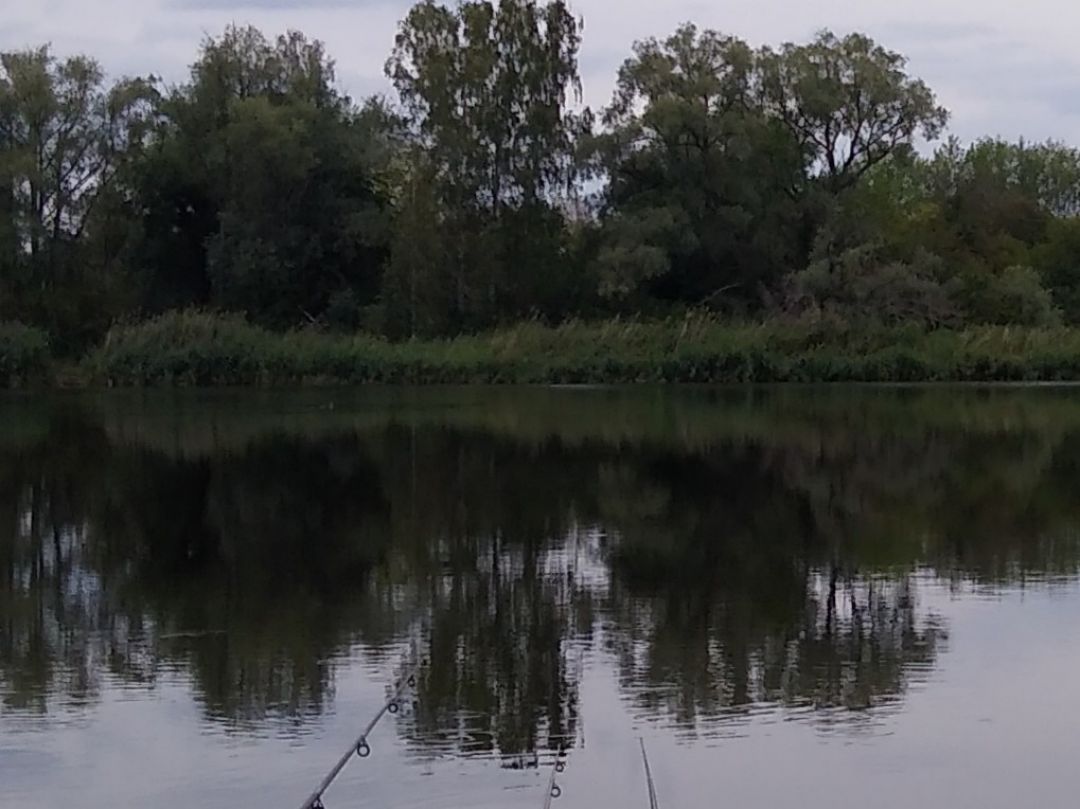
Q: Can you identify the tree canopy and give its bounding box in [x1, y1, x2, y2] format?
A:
[3, 4, 1080, 351]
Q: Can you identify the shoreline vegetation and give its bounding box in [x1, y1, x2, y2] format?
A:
[7, 4, 1080, 382]
[8, 311, 1080, 387]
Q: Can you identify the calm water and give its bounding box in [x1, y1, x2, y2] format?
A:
[2, 386, 1080, 808]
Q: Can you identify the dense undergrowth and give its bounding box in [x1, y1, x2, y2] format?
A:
[0, 322, 50, 386]
[62, 310, 1080, 386]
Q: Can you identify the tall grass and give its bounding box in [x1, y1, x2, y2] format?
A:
[84, 310, 1080, 386]
[0, 322, 50, 386]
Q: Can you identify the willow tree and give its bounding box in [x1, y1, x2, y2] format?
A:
[758, 32, 948, 193]
[592, 25, 803, 306]
[385, 0, 589, 332]
[753, 32, 949, 270]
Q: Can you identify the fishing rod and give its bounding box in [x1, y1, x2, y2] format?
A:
[541, 750, 568, 809]
[297, 662, 420, 809]
[639, 738, 660, 809]
[539, 647, 582, 809]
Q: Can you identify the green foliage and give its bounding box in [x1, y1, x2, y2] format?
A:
[124, 27, 390, 330]
[90, 311, 271, 384]
[0, 45, 158, 352]
[785, 247, 957, 328]
[758, 32, 948, 190]
[387, 0, 585, 208]
[954, 265, 1061, 327]
[0, 322, 49, 385]
[594, 209, 680, 299]
[929, 137, 1080, 216]
[1032, 217, 1080, 322]
[593, 25, 803, 305]
[593, 25, 948, 309]
[6, 12, 1080, 360]
[386, 0, 589, 331]
[88, 309, 1080, 386]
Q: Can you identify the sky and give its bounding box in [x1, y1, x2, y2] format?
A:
[4, 0, 1080, 145]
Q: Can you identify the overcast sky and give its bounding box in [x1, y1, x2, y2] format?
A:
[4, 0, 1080, 145]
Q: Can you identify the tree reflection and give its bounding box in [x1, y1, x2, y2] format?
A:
[0, 407, 113, 713]
[1, 388, 1080, 752]
[90, 437, 395, 725]
[351, 427, 589, 759]
[599, 448, 943, 729]
[0, 409, 398, 723]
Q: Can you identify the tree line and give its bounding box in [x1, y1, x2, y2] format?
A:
[4, 0, 1080, 354]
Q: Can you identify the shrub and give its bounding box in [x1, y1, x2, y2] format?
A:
[324, 288, 363, 332]
[1030, 217, 1080, 324]
[955, 265, 1062, 327]
[91, 310, 272, 385]
[784, 247, 957, 328]
[0, 322, 50, 386]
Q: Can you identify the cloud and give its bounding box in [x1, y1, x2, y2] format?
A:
[169, 0, 384, 8]
[5, 0, 1080, 144]
[871, 20, 999, 44]
[882, 24, 1080, 142]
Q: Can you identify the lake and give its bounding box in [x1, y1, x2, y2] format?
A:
[2, 386, 1080, 809]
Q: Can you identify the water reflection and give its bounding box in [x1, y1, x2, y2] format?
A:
[2, 387, 1080, 761]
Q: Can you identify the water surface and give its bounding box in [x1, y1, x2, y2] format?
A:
[2, 386, 1080, 808]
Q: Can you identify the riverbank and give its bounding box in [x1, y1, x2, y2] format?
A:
[8, 310, 1080, 387]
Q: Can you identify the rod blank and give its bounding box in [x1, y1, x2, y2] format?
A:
[639, 737, 660, 809]
[297, 664, 419, 809]
[542, 752, 566, 809]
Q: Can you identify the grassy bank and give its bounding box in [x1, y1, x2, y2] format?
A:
[0, 322, 50, 386]
[73, 310, 1080, 386]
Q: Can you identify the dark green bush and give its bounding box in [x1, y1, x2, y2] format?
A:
[785, 247, 958, 329]
[0, 322, 50, 386]
[954, 265, 1062, 327]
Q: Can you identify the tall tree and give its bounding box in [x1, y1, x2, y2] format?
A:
[0, 46, 157, 347]
[386, 0, 588, 331]
[124, 27, 391, 328]
[757, 31, 948, 192]
[592, 25, 803, 307]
